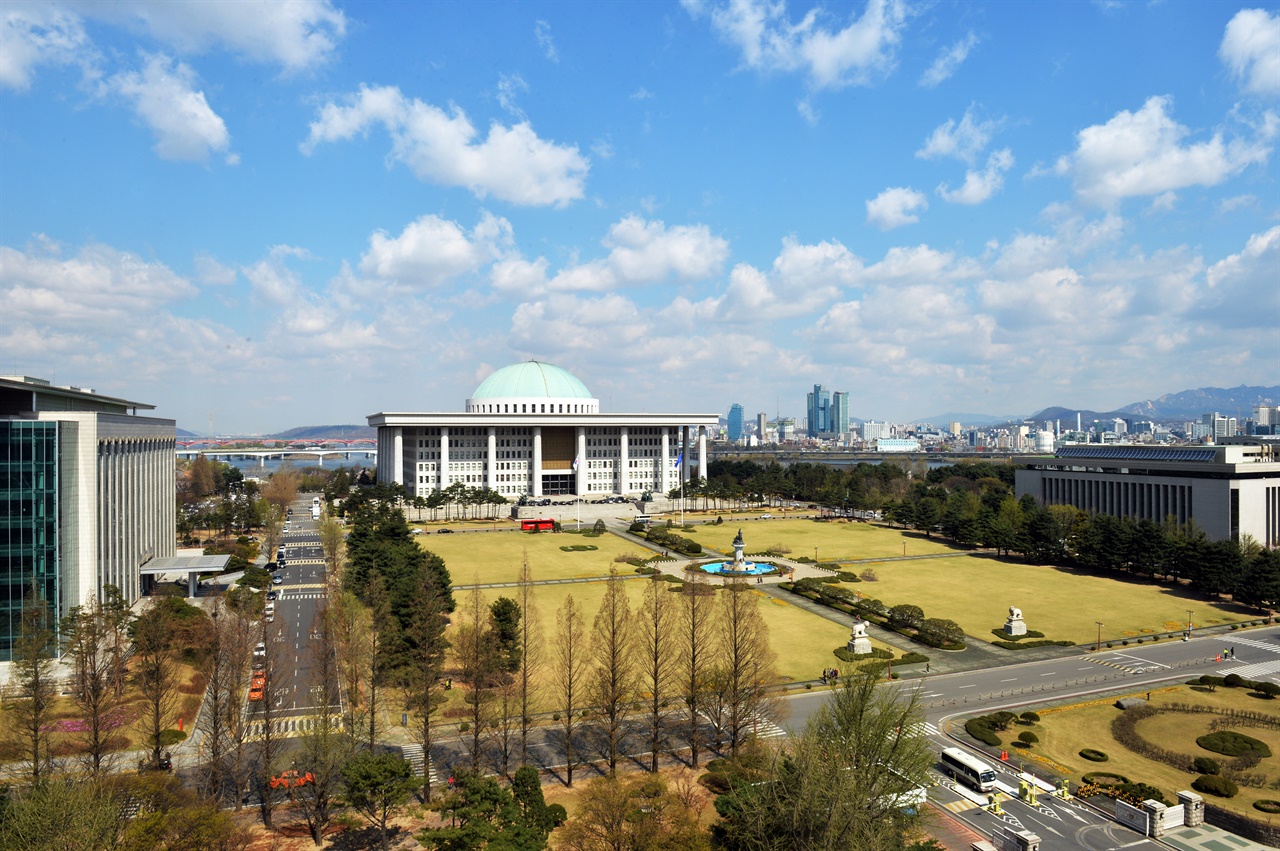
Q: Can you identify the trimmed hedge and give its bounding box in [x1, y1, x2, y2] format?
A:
[966, 719, 1000, 747]
[1019, 711, 1041, 723]
[991, 628, 1046, 641]
[1254, 800, 1280, 814]
[991, 638, 1076, 650]
[1192, 775, 1239, 798]
[899, 652, 930, 665]
[1079, 749, 1109, 762]
[559, 544, 599, 552]
[1196, 730, 1272, 760]
[1082, 771, 1131, 785]
[1192, 756, 1220, 775]
[1018, 731, 1038, 745]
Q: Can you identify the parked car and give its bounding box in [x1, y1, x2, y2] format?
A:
[759, 513, 773, 519]
[272, 575, 283, 585]
[266, 590, 278, 601]
[437, 528, 454, 534]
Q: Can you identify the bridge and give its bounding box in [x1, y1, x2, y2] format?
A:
[176, 447, 377, 467]
[177, 437, 375, 449]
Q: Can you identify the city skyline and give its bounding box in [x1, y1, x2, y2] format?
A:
[1, 1, 1277, 434]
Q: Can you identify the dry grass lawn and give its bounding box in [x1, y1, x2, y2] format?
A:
[1020, 683, 1280, 819]
[685, 518, 963, 561]
[843, 555, 1250, 645]
[421, 530, 655, 584]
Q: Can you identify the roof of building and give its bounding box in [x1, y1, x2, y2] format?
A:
[471, 361, 594, 400]
[0, 375, 156, 415]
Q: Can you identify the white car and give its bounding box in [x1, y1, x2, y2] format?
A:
[759, 513, 773, 519]
[272, 575, 283, 585]
[253, 642, 266, 657]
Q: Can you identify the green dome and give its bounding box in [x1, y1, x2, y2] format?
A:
[470, 361, 594, 400]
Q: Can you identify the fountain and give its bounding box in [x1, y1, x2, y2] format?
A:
[698, 528, 773, 576]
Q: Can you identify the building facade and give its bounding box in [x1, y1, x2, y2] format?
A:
[806, 384, 829, 437]
[369, 362, 718, 499]
[727, 403, 744, 442]
[1015, 441, 1280, 545]
[830, 391, 850, 437]
[0, 377, 175, 663]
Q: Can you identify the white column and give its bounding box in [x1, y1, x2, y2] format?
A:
[619, 426, 629, 495]
[392, 427, 404, 485]
[532, 427, 543, 497]
[576, 427, 586, 496]
[487, 427, 497, 491]
[681, 426, 690, 484]
[439, 427, 450, 490]
[697, 425, 708, 482]
[660, 427, 670, 494]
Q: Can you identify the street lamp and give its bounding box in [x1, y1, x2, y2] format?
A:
[1185, 610, 1194, 639]
[1095, 621, 1103, 652]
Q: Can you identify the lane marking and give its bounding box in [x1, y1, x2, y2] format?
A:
[1001, 678, 1017, 682]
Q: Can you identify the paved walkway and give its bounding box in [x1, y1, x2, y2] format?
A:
[1161, 823, 1272, 851]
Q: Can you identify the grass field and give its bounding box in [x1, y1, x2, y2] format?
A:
[1018, 683, 1280, 819]
[420, 530, 655, 584]
[684, 518, 964, 561]
[437, 576, 872, 715]
[849, 555, 1252, 645]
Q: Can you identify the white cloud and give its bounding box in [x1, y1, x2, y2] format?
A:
[496, 72, 527, 119]
[0, 237, 195, 327]
[241, 245, 309, 306]
[535, 19, 559, 63]
[866, 187, 927, 229]
[301, 84, 589, 207]
[1220, 8, 1280, 97]
[359, 212, 512, 289]
[688, 0, 911, 90]
[0, 2, 90, 90]
[193, 251, 236, 286]
[916, 106, 1000, 164]
[539, 215, 729, 294]
[73, 0, 346, 72]
[1060, 96, 1276, 207]
[107, 53, 232, 162]
[631, 86, 653, 100]
[919, 31, 978, 87]
[1203, 225, 1280, 327]
[938, 147, 1013, 205]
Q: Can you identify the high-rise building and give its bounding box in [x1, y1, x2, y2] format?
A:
[756, 412, 767, 441]
[806, 384, 829, 437]
[830, 391, 850, 436]
[727, 403, 745, 441]
[0, 376, 175, 666]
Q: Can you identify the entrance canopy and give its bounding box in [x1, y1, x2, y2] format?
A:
[140, 553, 231, 597]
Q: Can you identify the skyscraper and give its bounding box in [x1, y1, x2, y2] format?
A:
[806, 384, 830, 437]
[727, 403, 744, 441]
[830, 391, 850, 436]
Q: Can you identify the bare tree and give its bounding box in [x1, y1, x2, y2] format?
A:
[8, 591, 57, 783]
[101, 584, 133, 700]
[679, 571, 717, 768]
[199, 598, 252, 806]
[591, 568, 634, 775]
[255, 618, 286, 829]
[132, 602, 180, 771]
[60, 595, 118, 776]
[296, 605, 352, 845]
[718, 578, 780, 758]
[364, 572, 392, 749]
[261, 503, 285, 563]
[636, 575, 676, 773]
[554, 593, 589, 786]
[261, 466, 301, 515]
[319, 513, 345, 577]
[407, 567, 450, 801]
[516, 555, 542, 765]
[328, 588, 372, 737]
[454, 584, 499, 771]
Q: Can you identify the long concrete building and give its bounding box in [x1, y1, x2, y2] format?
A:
[1015, 440, 1280, 545]
[0, 376, 175, 664]
[369, 361, 718, 500]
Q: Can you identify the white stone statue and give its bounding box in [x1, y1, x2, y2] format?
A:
[1004, 605, 1027, 636]
[847, 620, 872, 654]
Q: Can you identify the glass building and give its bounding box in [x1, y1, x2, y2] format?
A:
[0, 421, 59, 660]
[727, 403, 744, 442]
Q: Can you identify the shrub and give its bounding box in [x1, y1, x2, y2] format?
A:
[1079, 749, 1109, 762]
[1116, 783, 1171, 807]
[1224, 673, 1245, 688]
[1082, 771, 1130, 785]
[1019, 711, 1040, 723]
[1018, 731, 1038, 745]
[1191, 775, 1238, 798]
[1192, 756, 1220, 775]
[834, 571, 861, 582]
[628, 521, 645, 533]
[898, 652, 930, 665]
[860, 568, 878, 581]
[459, 722, 470, 733]
[1196, 730, 1272, 760]
[1254, 800, 1280, 814]
[158, 729, 187, 747]
[965, 719, 1000, 747]
[635, 566, 659, 576]
[1253, 682, 1280, 699]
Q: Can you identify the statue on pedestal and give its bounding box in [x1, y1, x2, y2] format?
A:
[847, 620, 872, 655]
[1004, 606, 1027, 637]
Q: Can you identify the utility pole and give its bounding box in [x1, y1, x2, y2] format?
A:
[1095, 621, 1103, 652]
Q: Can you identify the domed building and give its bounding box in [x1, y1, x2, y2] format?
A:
[368, 361, 717, 500]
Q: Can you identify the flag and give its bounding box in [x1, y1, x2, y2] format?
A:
[572, 454, 579, 472]
[673, 450, 683, 469]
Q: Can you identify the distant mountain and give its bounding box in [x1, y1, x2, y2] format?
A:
[913, 412, 1023, 427]
[269, 425, 375, 440]
[176, 426, 199, 437]
[1114, 385, 1279, 422]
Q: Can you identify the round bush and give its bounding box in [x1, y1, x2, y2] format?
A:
[1223, 673, 1245, 688]
[158, 729, 187, 747]
[1191, 775, 1238, 798]
[1019, 711, 1040, 723]
[1079, 749, 1109, 762]
[1082, 771, 1130, 785]
[1254, 800, 1280, 814]
[1196, 730, 1272, 760]
[1192, 756, 1220, 775]
[1018, 731, 1039, 745]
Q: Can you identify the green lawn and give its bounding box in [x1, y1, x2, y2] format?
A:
[684, 518, 964, 561]
[445, 577, 864, 711]
[845, 555, 1252, 645]
[419, 529, 653, 584]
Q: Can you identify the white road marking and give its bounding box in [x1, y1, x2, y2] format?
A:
[959, 684, 976, 689]
[1001, 678, 1017, 682]
[1110, 652, 1168, 668]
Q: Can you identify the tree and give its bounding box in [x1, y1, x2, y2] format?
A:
[132, 601, 180, 771]
[456, 584, 501, 771]
[516, 557, 543, 766]
[714, 670, 933, 851]
[296, 605, 353, 846]
[60, 595, 119, 775]
[591, 568, 635, 775]
[717, 578, 779, 758]
[636, 574, 677, 773]
[342, 751, 417, 851]
[919, 618, 964, 647]
[196, 600, 242, 802]
[418, 767, 560, 851]
[116, 773, 251, 851]
[555, 594, 590, 786]
[102, 584, 134, 699]
[9, 591, 57, 783]
[330, 588, 374, 737]
[408, 566, 451, 801]
[254, 617, 287, 829]
[680, 571, 718, 768]
[261, 465, 302, 514]
[319, 513, 345, 577]
[490, 596, 523, 673]
[556, 772, 710, 851]
[888, 604, 924, 631]
[0, 777, 123, 850]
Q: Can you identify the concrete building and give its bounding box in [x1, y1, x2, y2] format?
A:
[1015, 440, 1280, 545]
[756, 412, 767, 442]
[369, 361, 718, 499]
[0, 376, 175, 664]
[830, 391, 850, 437]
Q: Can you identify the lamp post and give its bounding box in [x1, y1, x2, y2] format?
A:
[1185, 610, 1194, 639]
[1095, 621, 1103, 652]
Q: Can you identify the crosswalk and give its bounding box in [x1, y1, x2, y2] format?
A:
[1218, 635, 1280, 680]
[246, 713, 343, 741]
[1087, 657, 1147, 674]
[939, 798, 978, 814]
[747, 712, 787, 739]
[399, 743, 441, 784]
[282, 591, 326, 600]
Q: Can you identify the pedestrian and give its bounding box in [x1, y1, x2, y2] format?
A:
[925, 662, 930, 673]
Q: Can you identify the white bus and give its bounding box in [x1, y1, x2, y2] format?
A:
[940, 748, 997, 793]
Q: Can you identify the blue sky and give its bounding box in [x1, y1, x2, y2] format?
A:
[1, 0, 1277, 434]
